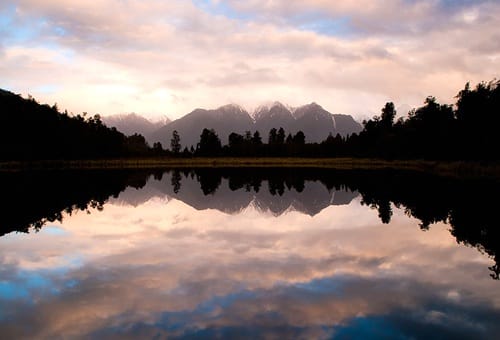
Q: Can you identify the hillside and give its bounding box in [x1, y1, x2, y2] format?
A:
[0, 89, 149, 160]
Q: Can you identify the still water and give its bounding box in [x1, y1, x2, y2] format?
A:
[0, 169, 499, 339]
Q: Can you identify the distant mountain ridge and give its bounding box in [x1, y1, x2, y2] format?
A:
[110, 171, 359, 216]
[145, 102, 362, 149]
[1, 86, 362, 151]
[102, 113, 169, 140]
[151, 104, 254, 148]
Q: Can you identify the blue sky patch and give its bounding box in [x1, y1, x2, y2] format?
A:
[192, 0, 252, 21]
[0, 281, 29, 300]
[41, 225, 67, 235]
[0, 7, 41, 44]
[294, 276, 345, 294]
[334, 316, 408, 340]
[298, 16, 352, 37]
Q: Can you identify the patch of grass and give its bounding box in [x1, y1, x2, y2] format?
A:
[1, 157, 499, 180]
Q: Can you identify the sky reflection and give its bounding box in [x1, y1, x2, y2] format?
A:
[0, 187, 499, 338]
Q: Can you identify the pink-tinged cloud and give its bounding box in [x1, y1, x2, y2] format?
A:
[0, 197, 498, 338]
[0, 0, 499, 119]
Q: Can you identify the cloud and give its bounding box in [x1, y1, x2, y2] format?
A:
[0, 187, 499, 338]
[0, 0, 499, 119]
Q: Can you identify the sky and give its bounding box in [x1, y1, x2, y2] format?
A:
[1, 189, 498, 337]
[1, 0, 499, 121]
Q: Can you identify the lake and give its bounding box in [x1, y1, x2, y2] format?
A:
[1, 168, 499, 339]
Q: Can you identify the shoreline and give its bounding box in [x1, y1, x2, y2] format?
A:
[1, 157, 499, 180]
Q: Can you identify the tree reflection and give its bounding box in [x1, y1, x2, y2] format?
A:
[268, 177, 285, 196]
[160, 168, 500, 280]
[170, 170, 182, 194]
[1, 168, 499, 279]
[352, 172, 500, 279]
[196, 169, 222, 195]
[0, 170, 150, 236]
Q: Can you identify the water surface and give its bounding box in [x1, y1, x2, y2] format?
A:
[1, 169, 499, 339]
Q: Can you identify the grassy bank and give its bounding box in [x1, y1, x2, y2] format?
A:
[1, 157, 499, 180]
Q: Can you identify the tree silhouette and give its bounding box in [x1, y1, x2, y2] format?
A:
[245, 130, 252, 141]
[197, 128, 222, 156]
[125, 134, 150, 155]
[2, 79, 500, 161]
[170, 130, 181, 154]
[454, 79, 500, 159]
[196, 169, 222, 195]
[381, 102, 396, 128]
[293, 131, 306, 145]
[268, 128, 277, 145]
[277, 127, 286, 144]
[153, 142, 163, 155]
[4, 166, 500, 280]
[171, 170, 182, 193]
[0, 89, 152, 160]
[228, 132, 244, 149]
[252, 131, 262, 145]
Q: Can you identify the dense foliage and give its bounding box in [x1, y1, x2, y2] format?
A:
[3, 168, 498, 279]
[0, 89, 151, 160]
[349, 79, 500, 160]
[1, 79, 498, 160]
[168, 80, 499, 160]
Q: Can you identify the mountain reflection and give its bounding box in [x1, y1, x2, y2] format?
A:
[153, 168, 359, 216]
[1, 168, 499, 279]
[2, 168, 500, 338]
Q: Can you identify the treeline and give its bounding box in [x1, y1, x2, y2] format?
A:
[167, 80, 500, 160]
[168, 127, 310, 157]
[0, 169, 152, 236]
[168, 167, 500, 279]
[2, 79, 498, 161]
[0, 89, 152, 160]
[3, 168, 498, 279]
[350, 79, 500, 160]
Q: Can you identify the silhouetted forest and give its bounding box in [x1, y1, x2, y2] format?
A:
[2, 168, 498, 279]
[137, 168, 500, 280]
[167, 80, 499, 160]
[349, 79, 500, 160]
[1, 79, 498, 160]
[0, 89, 151, 160]
[0, 169, 154, 235]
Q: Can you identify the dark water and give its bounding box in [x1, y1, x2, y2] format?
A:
[1, 168, 499, 339]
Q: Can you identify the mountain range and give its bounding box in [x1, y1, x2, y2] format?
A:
[110, 171, 359, 217]
[102, 113, 169, 139]
[105, 102, 362, 149]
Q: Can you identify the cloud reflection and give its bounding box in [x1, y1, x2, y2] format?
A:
[0, 195, 498, 338]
